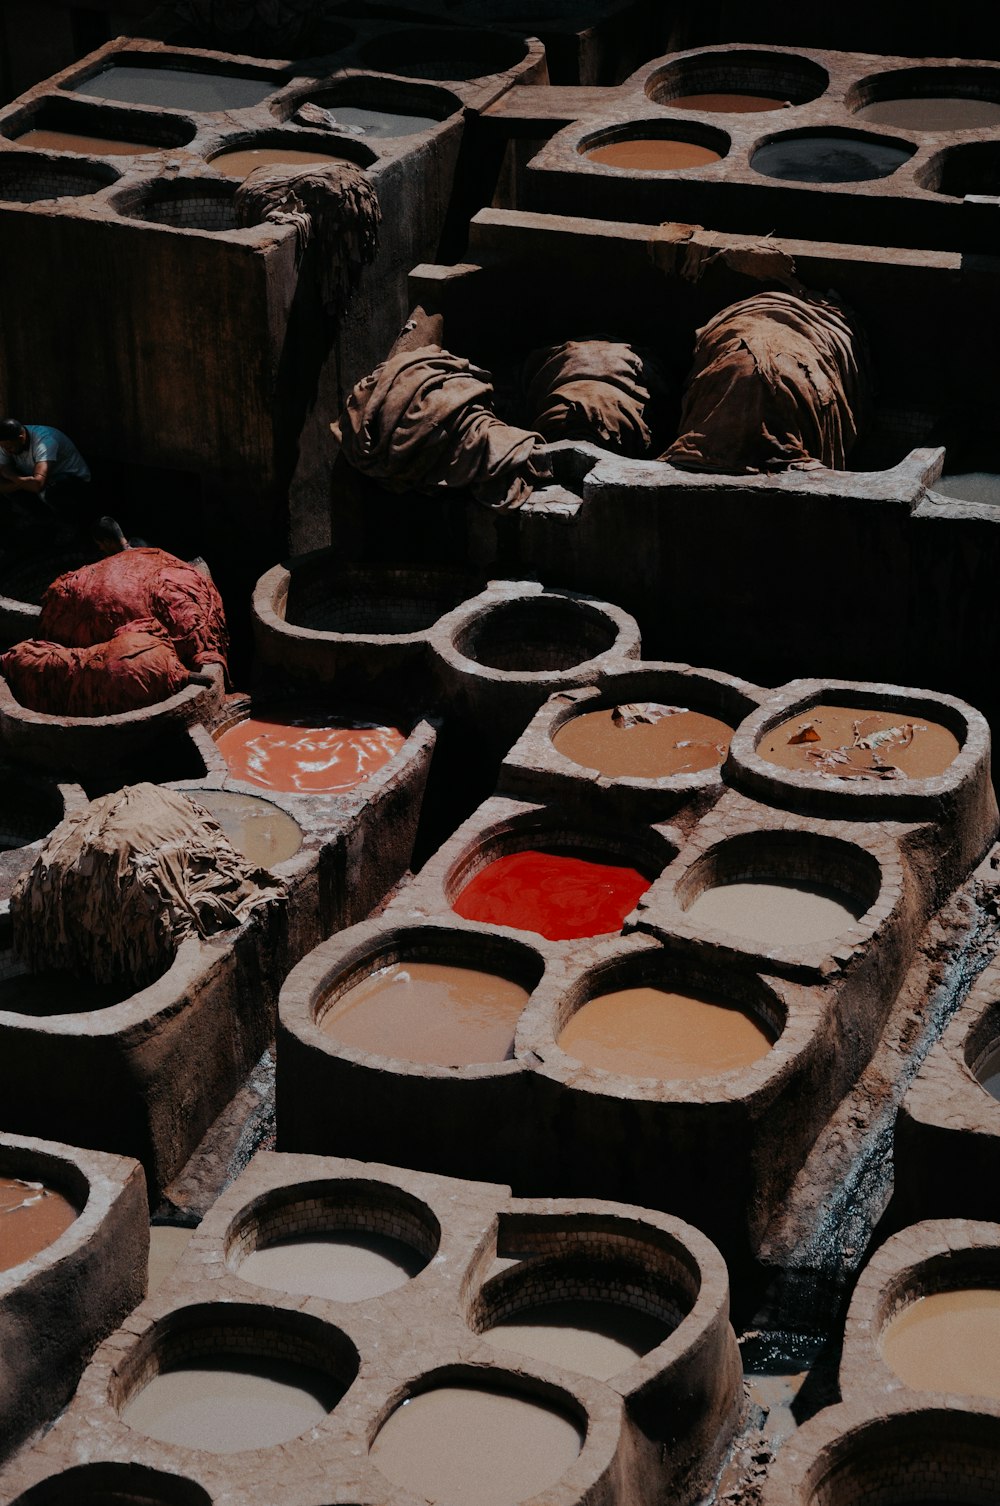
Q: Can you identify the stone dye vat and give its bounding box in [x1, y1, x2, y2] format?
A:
[214, 706, 407, 796]
[519, 45, 1000, 254]
[0, 34, 539, 564]
[1, 95, 199, 158]
[0, 1152, 743, 1506]
[582, 123, 729, 171]
[0, 1133, 147, 1463]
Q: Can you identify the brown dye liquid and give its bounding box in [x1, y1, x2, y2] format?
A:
[121, 1358, 341, 1452]
[239, 1231, 424, 1301]
[759, 704, 960, 781]
[881, 1289, 1000, 1401]
[183, 790, 303, 868]
[585, 137, 722, 170]
[558, 985, 773, 1079]
[148, 1226, 193, 1296]
[211, 145, 354, 179]
[0, 1175, 77, 1270]
[857, 96, 1000, 131]
[686, 880, 863, 947]
[370, 1385, 583, 1505]
[17, 128, 162, 156]
[319, 962, 529, 1066]
[667, 91, 789, 112]
[552, 706, 732, 778]
[485, 1299, 671, 1380]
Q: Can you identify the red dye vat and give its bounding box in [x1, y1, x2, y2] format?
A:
[453, 848, 652, 940]
[215, 711, 406, 794]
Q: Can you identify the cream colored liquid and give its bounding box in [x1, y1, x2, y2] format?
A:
[553, 706, 732, 778]
[370, 1385, 583, 1505]
[211, 146, 354, 179]
[183, 790, 303, 868]
[558, 985, 773, 1079]
[882, 1289, 1000, 1400]
[319, 962, 529, 1066]
[239, 1231, 423, 1301]
[759, 704, 960, 780]
[17, 128, 162, 156]
[121, 1358, 340, 1452]
[686, 879, 863, 946]
[484, 1299, 670, 1380]
[0, 1175, 77, 1270]
[586, 137, 721, 170]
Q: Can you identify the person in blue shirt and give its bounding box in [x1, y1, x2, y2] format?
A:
[0, 418, 92, 538]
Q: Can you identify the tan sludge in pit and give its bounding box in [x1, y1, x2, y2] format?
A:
[319, 962, 529, 1065]
[211, 146, 355, 179]
[121, 1357, 343, 1452]
[239, 1230, 425, 1302]
[881, 1288, 1000, 1401]
[558, 986, 773, 1078]
[182, 790, 303, 868]
[370, 1384, 584, 1505]
[759, 704, 961, 780]
[666, 92, 790, 111]
[686, 879, 864, 947]
[484, 1299, 671, 1379]
[0, 1175, 77, 1270]
[584, 137, 722, 169]
[17, 128, 162, 155]
[553, 702, 733, 778]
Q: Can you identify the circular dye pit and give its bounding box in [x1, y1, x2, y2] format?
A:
[935, 471, 1000, 507]
[856, 96, 1000, 131]
[453, 849, 652, 941]
[758, 704, 961, 781]
[881, 1288, 1000, 1401]
[0, 1175, 77, 1270]
[370, 1384, 583, 1506]
[666, 92, 790, 112]
[559, 985, 773, 1079]
[304, 104, 442, 139]
[0, 970, 130, 1017]
[584, 137, 722, 170]
[182, 790, 303, 868]
[752, 131, 913, 182]
[553, 703, 733, 779]
[121, 1356, 343, 1453]
[484, 1300, 671, 1380]
[72, 66, 276, 113]
[686, 879, 865, 947]
[976, 1047, 1000, 1100]
[214, 710, 406, 794]
[17, 128, 164, 155]
[239, 1231, 425, 1302]
[210, 145, 356, 179]
[319, 961, 529, 1066]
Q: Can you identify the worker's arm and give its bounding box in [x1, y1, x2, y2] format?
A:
[0, 460, 48, 494]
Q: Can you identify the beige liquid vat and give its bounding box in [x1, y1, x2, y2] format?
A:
[856, 96, 1000, 130]
[121, 1357, 342, 1452]
[552, 706, 732, 778]
[239, 1231, 424, 1301]
[0, 1175, 77, 1270]
[183, 789, 303, 868]
[881, 1288, 1000, 1401]
[759, 704, 960, 780]
[211, 146, 355, 179]
[585, 137, 722, 170]
[17, 127, 162, 155]
[559, 985, 773, 1079]
[319, 961, 529, 1066]
[485, 1298, 671, 1379]
[370, 1384, 583, 1505]
[686, 879, 863, 947]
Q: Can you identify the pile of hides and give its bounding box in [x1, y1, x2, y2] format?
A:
[523, 339, 660, 456]
[0, 623, 189, 717]
[335, 344, 552, 509]
[662, 290, 869, 473]
[235, 161, 381, 315]
[11, 784, 284, 988]
[0, 548, 228, 717]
